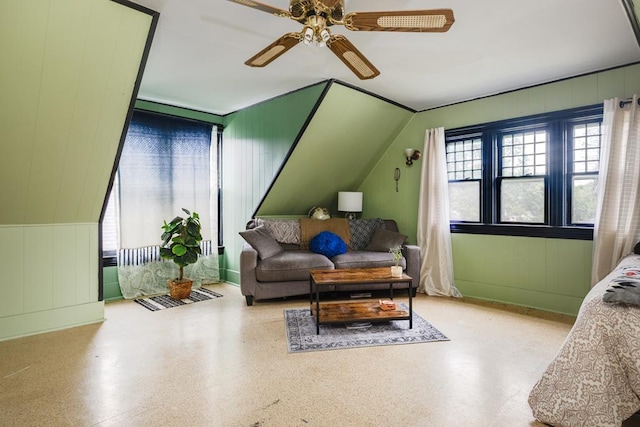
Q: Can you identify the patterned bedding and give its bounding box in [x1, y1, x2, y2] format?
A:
[528, 254, 640, 427]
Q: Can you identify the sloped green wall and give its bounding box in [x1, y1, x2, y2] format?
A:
[221, 83, 328, 284]
[0, 0, 155, 340]
[257, 82, 414, 216]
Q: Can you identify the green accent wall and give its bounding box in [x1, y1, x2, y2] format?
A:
[221, 83, 328, 284]
[360, 63, 640, 315]
[0, 0, 155, 341]
[257, 82, 414, 216]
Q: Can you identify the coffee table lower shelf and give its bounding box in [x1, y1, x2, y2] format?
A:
[311, 301, 411, 332]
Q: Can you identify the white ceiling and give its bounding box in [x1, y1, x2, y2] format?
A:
[130, 0, 640, 116]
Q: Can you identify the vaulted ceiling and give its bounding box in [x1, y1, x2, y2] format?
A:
[129, 0, 640, 115]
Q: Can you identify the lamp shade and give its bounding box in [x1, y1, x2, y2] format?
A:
[338, 191, 363, 213]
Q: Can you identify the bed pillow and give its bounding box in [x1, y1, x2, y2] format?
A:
[603, 266, 640, 305]
[603, 282, 640, 305]
[239, 226, 283, 260]
[364, 227, 408, 252]
[309, 231, 347, 258]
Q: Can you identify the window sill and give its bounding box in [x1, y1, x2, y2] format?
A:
[450, 223, 593, 240]
[102, 246, 225, 267]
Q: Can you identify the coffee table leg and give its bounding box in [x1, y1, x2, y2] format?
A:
[309, 278, 313, 315]
[316, 285, 320, 335]
[409, 279, 413, 329]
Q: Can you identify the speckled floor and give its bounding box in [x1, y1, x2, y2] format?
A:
[0, 283, 578, 426]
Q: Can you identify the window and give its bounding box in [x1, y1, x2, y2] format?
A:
[569, 120, 602, 224]
[498, 128, 547, 223]
[446, 105, 603, 239]
[102, 110, 222, 264]
[446, 134, 482, 222]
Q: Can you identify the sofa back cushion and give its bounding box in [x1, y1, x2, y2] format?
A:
[253, 218, 300, 244]
[239, 226, 283, 260]
[348, 218, 385, 250]
[365, 227, 408, 252]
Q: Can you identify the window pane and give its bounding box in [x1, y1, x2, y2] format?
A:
[501, 129, 546, 178]
[449, 181, 480, 222]
[572, 176, 598, 224]
[102, 185, 119, 252]
[446, 137, 482, 181]
[501, 178, 545, 223]
[572, 121, 601, 173]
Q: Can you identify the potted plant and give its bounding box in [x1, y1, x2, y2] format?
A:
[389, 246, 403, 278]
[160, 208, 203, 299]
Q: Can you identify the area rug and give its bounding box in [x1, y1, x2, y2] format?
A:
[284, 303, 449, 353]
[134, 287, 223, 312]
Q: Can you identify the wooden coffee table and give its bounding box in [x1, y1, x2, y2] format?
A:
[309, 267, 413, 335]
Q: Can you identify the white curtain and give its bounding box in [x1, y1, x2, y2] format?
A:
[417, 127, 462, 297]
[591, 95, 640, 284]
[114, 111, 220, 298]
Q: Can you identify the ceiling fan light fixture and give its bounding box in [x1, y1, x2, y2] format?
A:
[320, 28, 331, 43]
[378, 14, 448, 29]
[302, 26, 314, 44]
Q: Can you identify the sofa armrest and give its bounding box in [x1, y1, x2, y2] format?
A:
[240, 243, 259, 305]
[403, 244, 421, 289]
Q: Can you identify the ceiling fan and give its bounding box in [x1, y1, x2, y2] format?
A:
[227, 0, 455, 80]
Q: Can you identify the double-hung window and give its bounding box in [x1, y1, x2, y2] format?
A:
[497, 127, 547, 224]
[446, 134, 482, 222]
[446, 105, 603, 239]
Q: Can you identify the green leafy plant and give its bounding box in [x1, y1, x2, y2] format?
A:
[160, 208, 203, 282]
[389, 246, 403, 266]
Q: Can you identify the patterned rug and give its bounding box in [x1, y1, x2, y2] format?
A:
[284, 303, 449, 353]
[134, 287, 223, 311]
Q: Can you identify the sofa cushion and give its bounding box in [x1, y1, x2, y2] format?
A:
[256, 251, 334, 282]
[239, 226, 283, 260]
[310, 231, 348, 258]
[364, 227, 408, 252]
[332, 251, 407, 270]
[254, 218, 300, 244]
[349, 218, 385, 250]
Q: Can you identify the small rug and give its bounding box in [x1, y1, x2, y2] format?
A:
[134, 287, 223, 312]
[284, 303, 449, 353]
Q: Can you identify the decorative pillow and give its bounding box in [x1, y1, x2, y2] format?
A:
[603, 266, 640, 305]
[239, 226, 283, 260]
[255, 218, 300, 244]
[349, 218, 385, 251]
[364, 227, 408, 252]
[309, 231, 348, 258]
[635, 241, 640, 255]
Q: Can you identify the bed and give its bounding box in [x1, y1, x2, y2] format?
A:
[528, 254, 640, 427]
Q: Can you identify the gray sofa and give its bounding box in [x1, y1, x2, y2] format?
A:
[239, 218, 421, 306]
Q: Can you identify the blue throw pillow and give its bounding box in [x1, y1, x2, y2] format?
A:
[309, 231, 347, 258]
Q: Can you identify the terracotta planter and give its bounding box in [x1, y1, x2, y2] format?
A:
[168, 278, 193, 299]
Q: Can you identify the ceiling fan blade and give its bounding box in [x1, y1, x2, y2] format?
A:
[245, 33, 300, 67]
[227, 0, 290, 18]
[344, 9, 454, 32]
[327, 35, 380, 80]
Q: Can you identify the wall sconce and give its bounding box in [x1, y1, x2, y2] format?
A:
[338, 191, 363, 220]
[405, 148, 421, 166]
